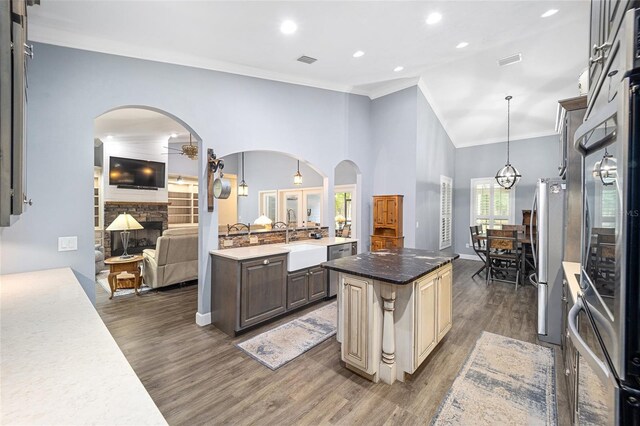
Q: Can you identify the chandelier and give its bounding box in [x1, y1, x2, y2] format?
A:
[495, 95, 521, 189]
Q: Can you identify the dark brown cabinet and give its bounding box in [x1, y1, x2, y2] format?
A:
[1, 0, 35, 226]
[286, 265, 326, 309]
[587, 0, 631, 110]
[212, 251, 328, 337]
[308, 266, 326, 302]
[287, 269, 309, 310]
[240, 256, 287, 328]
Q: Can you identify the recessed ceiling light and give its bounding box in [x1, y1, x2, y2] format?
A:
[426, 12, 442, 25]
[353, 50, 365, 58]
[170, 133, 178, 138]
[280, 20, 298, 35]
[541, 9, 558, 18]
[106, 135, 113, 140]
[394, 66, 404, 72]
[456, 42, 469, 49]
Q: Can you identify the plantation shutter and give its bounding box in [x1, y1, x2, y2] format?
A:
[439, 175, 453, 249]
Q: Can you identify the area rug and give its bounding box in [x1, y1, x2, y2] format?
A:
[96, 270, 151, 297]
[236, 301, 337, 370]
[432, 331, 557, 425]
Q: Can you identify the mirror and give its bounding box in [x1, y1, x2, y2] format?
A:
[218, 151, 325, 234]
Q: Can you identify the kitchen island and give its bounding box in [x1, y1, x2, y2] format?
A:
[322, 248, 458, 384]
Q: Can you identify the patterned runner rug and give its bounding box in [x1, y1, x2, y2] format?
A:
[432, 331, 557, 425]
[236, 302, 337, 370]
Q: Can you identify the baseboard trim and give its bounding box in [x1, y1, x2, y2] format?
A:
[195, 311, 211, 326]
[457, 253, 482, 261]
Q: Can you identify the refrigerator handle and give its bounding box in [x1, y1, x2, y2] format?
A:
[537, 283, 548, 335]
[530, 189, 538, 271]
[538, 181, 548, 284]
[567, 298, 614, 385]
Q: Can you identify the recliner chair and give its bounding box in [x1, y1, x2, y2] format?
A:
[142, 227, 198, 288]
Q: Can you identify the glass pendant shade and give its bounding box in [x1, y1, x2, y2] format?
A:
[495, 95, 521, 189]
[238, 152, 248, 196]
[238, 180, 249, 196]
[293, 160, 303, 185]
[593, 152, 617, 185]
[495, 164, 522, 190]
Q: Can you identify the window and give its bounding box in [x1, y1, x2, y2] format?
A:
[259, 191, 278, 222]
[335, 184, 356, 237]
[470, 177, 515, 233]
[597, 184, 618, 228]
[439, 176, 453, 249]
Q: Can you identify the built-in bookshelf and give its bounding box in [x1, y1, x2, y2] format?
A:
[168, 175, 198, 225]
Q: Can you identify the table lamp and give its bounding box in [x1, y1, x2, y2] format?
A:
[106, 213, 144, 259]
[254, 215, 273, 230]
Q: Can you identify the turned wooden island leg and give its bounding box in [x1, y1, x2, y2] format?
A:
[379, 284, 397, 384]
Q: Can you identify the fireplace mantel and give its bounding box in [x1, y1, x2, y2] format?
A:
[103, 202, 168, 258]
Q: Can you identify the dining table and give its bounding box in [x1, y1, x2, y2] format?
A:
[473, 231, 535, 285]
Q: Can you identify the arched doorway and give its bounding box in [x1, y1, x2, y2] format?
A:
[93, 106, 202, 300]
[334, 160, 362, 244]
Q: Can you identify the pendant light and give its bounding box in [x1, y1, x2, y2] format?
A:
[592, 148, 617, 186]
[495, 95, 522, 189]
[238, 152, 248, 196]
[293, 160, 303, 185]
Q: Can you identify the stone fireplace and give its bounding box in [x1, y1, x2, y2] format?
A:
[104, 202, 168, 258]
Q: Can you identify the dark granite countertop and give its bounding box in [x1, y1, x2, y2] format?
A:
[321, 248, 459, 285]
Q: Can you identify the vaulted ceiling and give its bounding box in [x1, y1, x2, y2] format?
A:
[30, 1, 590, 147]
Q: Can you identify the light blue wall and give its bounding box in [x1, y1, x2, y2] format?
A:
[371, 87, 418, 248]
[0, 43, 375, 317]
[167, 142, 199, 177]
[416, 90, 456, 250]
[453, 134, 560, 256]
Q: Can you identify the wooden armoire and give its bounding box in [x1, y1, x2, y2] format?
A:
[370, 195, 404, 251]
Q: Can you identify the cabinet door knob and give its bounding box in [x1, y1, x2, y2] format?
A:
[309, 271, 313, 275]
[263, 259, 270, 265]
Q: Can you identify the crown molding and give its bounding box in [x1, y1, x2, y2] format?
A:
[29, 29, 366, 96]
[366, 77, 420, 100]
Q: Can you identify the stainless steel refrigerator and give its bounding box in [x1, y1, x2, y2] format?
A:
[531, 177, 566, 345]
[568, 8, 640, 423]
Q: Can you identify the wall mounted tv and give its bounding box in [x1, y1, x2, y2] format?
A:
[109, 157, 166, 190]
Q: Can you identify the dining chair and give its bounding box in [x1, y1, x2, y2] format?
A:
[469, 226, 486, 278]
[486, 229, 521, 290]
[503, 224, 528, 276]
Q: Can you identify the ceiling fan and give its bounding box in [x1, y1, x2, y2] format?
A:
[164, 134, 198, 160]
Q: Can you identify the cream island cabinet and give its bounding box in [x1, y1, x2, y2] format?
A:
[322, 248, 458, 384]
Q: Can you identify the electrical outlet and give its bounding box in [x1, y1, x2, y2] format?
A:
[223, 239, 234, 247]
[250, 235, 259, 244]
[465, 243, 470, 248]
[58, 236, 78, 252]
[416, 221, 419, 228]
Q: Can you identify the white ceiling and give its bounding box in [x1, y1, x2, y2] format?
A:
[31, 1, 590, 147]
[94, 108, 191, 143]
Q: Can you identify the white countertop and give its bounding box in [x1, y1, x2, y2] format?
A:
[210, 237, 358, 260]
[0, 268, 166, 425]
[562, 261, 582, 304]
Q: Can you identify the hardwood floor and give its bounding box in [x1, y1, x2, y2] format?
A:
[96, 259, 570, 425]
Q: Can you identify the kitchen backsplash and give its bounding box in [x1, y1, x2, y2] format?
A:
[218, 227, 329, 249]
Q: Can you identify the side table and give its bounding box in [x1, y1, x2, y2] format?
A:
[104, 255, 144, 299]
